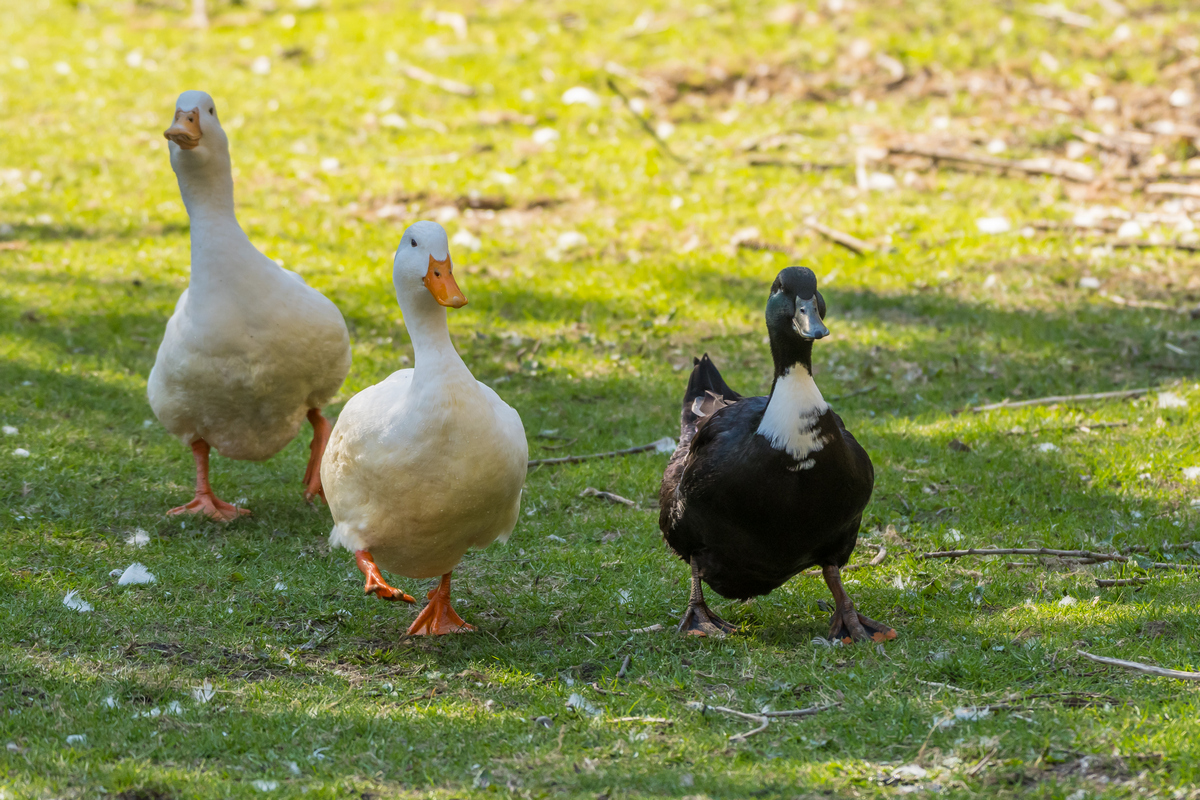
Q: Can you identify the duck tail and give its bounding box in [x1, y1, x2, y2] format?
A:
[680, 354, 741, 435]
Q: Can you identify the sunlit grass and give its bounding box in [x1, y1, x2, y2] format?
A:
[2, 0, 1200, 797]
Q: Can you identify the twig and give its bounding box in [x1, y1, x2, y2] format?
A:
[1145, 182, 1200, 199]
[1077, 650, 1200, 681]
[868, 546, 888, 567]
[967, 746, 1000, 778]
[297, 621, 339, 652]
[616, 654, 632, 680]
[529, 438, 674, 468]
[608, 716, 671, 724]
[589, 682, 627, 696]
[1026, 3, 1094, 27]
[1122, 541, 1200, 554]
[803, 217, 875, 255]
[399, 63, 476, 96]
[1109, 240, 1200, 253]
[967, 387, 1151, 412]
[1095, 578, 1151, 587]
[1027, 218, 1119, 233]
[689, 701, 839, 742]
[1104, 295, 1189, 313]
[827, 385, 877, 402]
[575, 624, 664, 637]
[580, 634, 599, 648]
[581, 487, 638, 508]
[736, 238, 797, 258]
[916, 679, 966, 692]
[1003, 421, 1128, 435]
[606, 77, 686, 165]
[921, 547, 1199, 570]
[887, 144, 1095, 182]
[748, 156, 852, 171]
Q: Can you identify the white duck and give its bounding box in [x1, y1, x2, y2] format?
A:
[321, 221, 527, 635]
[148, 90, 351, 520]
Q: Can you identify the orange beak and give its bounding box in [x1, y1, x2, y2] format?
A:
[164, 107, 202, 150]
[423, 255, 467, 308]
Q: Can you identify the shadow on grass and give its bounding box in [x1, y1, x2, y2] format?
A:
[0, 220, 190, 243]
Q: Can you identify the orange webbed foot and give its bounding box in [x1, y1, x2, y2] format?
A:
[407, 573, 474, 636]
[828, 608, 897, 645]
[355, 550, 416, 603]
[167, 491, 251, 522]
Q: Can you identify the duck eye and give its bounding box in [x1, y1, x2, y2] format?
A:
[209, 107, 214, 114]
[410, 238, 417, 247]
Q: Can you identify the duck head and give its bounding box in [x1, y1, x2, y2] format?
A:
[164, 91, 230, 173]
[393, 221, 468, 310]
[765, 266, 828, 376]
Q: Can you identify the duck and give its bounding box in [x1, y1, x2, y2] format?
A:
[148, 90, 352, 520]
[320, 221, 528, 636]
[658, 266, 894, 643]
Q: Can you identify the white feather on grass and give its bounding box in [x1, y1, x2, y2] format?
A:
[117, 563, 156, 586]
[124, 529, 151, 548]
[62, 590, 93, 613]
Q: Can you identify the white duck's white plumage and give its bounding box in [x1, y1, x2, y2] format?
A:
[322, 221, 527, 582]
[148, 91, 350, 468]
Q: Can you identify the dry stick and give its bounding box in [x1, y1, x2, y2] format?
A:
[967, 387, 1151, 412]
[606, 77, 687, 166]
[828, 385, 877, 402]
[575, 624, 664, 637]
[803, 217, 875, 255]
[1104, 295, 1188, 313]
[1004, 421, 1128, 436]
[1146, 182, 1200, 199]
[581, 487, 638, 508]
[529, 439, 673, 468]
[1109, 240, 1200, 253]
[921, 547, 1199, 571]
[887, 144, 1095, 183]
[1122, 541, 1200, 554]
[736, 239, 797, 258]
[691, 702, 839, 742]
[1077, 650, 1200, 681]
[748, 156, 852, 171]
[1026, 2, 1095, 27]
[916, 678, 966, 692]
[616, 655, 632, 680]
[1096, 578, 1152, 587]
[967, 746, 1000, 778]
[398, 64, 476, 96]
[609, 716, 671, 724]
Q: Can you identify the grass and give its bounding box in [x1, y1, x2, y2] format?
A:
[2, 0, 1200, 796]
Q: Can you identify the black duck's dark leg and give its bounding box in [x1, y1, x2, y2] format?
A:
[678, 561, 738, 637]
[822, 565, 896, 644]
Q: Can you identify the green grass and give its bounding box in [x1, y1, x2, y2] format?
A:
[3, 0, 1200, 797]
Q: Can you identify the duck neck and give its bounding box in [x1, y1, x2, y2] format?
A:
[397, 288, 468, 379]
[757, 333, 828, 458]
[173, 149, 254, 293]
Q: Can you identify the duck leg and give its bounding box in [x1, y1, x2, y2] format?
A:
[302, 408, 332, 504]
[167, 439, 251, 521]
[407, 572, 474, 636]
[822, 565, 896, 644]
[354, 550, 416, 603]
[678, 561, 738, 637]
